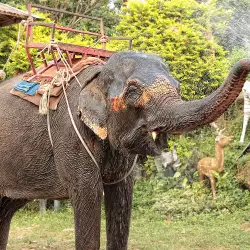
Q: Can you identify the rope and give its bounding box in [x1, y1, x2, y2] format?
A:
[39, 69, 71, 114]
[43, 42, 137, 185]
[47, 112, 53, 147]
[103, 155, 138, 185]
[39, 84, 51, 115]
[56, 47, 82, 88]
[60, 70, 102, 179]
[0, 20, 27, 81]
[35, 44, 50, 62]
[92, 35, 108, 48]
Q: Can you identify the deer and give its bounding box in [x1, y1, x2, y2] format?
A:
[197, 124, 234, 199]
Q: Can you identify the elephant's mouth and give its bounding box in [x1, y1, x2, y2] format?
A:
[150, 128, 169, 154]
[150, 127, 165, 140]
[122, 126, 168, 157]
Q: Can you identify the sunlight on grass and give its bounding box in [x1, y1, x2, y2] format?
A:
[7, 207, 250, 250]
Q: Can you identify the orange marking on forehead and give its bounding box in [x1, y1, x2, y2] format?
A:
[111, 97, 126, 112]
[136, 82, 178, 107]
[136, 92, 150, 107]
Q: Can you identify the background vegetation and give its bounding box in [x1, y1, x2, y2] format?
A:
[2, 0, 250, 249]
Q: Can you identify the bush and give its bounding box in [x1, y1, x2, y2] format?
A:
[1, 12, 95, 78]
[117, 0, 230, 100]
[134, 105, 250, 220]
[153, 182, 250, 220]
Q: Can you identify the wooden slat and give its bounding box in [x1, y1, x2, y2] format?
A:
[26, 42, 114, 58]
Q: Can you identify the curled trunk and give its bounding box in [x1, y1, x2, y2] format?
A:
[168, 58, 250, 133]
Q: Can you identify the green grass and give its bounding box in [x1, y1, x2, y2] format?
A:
[7, 207, 250, 250]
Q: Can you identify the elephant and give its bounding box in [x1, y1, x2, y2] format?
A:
[0, 51, 250, 250]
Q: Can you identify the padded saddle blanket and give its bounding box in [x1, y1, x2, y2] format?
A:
[10, 57, 105, 110]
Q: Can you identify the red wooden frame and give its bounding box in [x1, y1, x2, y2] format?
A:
[24, 3, 133, 81]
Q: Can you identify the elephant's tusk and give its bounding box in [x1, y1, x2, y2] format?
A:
[152, 131, 157, 141]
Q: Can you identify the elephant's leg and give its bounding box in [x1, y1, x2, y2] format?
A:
[70, 181, 103, 250]
[104, 175, 133, 250]
[0, 197, 28, 250]
[240, 114, 249, 143]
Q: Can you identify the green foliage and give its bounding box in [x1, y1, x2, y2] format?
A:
[133, 179, 157, 210]
[79, 2, 121, 37]
[238, 155, 250, 168]
[117, 0, 230, 100]
[0, 12, 95, 78]
[228, 47, 250, 69]
[134, 105, 250, 220]
[153, 182, 250, 220]
[0, 25, 19, 71]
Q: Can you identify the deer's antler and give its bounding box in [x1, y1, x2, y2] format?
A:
[210, 122, 225, 140]
[218, 128, 225, 136]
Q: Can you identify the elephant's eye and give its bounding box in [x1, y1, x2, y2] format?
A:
[124, 84, 142, 106]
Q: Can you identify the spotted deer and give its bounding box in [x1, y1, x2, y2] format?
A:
[197, 126, 234, 199]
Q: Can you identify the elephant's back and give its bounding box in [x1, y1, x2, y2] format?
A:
[0, 76, 47, 133]
[0, 75, 49, 169]
[0, 76, 67, 200]
[0, 75, 24, 108]
[0, 75, 49, 161]
[0, 75, 23, 88]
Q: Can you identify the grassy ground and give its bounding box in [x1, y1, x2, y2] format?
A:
[7, 207, 250, 250]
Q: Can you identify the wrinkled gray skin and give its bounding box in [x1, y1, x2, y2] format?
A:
[0, 52, 250, 250]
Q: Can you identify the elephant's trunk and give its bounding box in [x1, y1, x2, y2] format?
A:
[167, 58, 250, 133]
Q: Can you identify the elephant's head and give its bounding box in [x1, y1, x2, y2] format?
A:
[78, 52, 250, 156]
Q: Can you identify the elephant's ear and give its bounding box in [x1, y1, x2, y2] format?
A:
[78, 80, 107, 140]
[77, 65, 103, 88]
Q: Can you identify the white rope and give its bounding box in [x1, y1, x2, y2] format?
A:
[47, 112, 53, 147]
[91, 35, 107, 48]
[55, 46, 82, 88]
[60, 71, 102, 174]
[1, 21, 26, 74]
[103, 155, 138, 185]
[35, 44, 50, 62]
[39, 84, 51, 115]
[44, 43, 137, 185]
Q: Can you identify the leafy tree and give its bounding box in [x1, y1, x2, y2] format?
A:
[1, 0, 106, 16]
[2, 0, 121, 36]
[0, 25, 18, 71]
[0, 0, 121, 76]
[0, 13, 95, 77]
[82, 0, 122, 36]
[117, 0, 230, 100]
